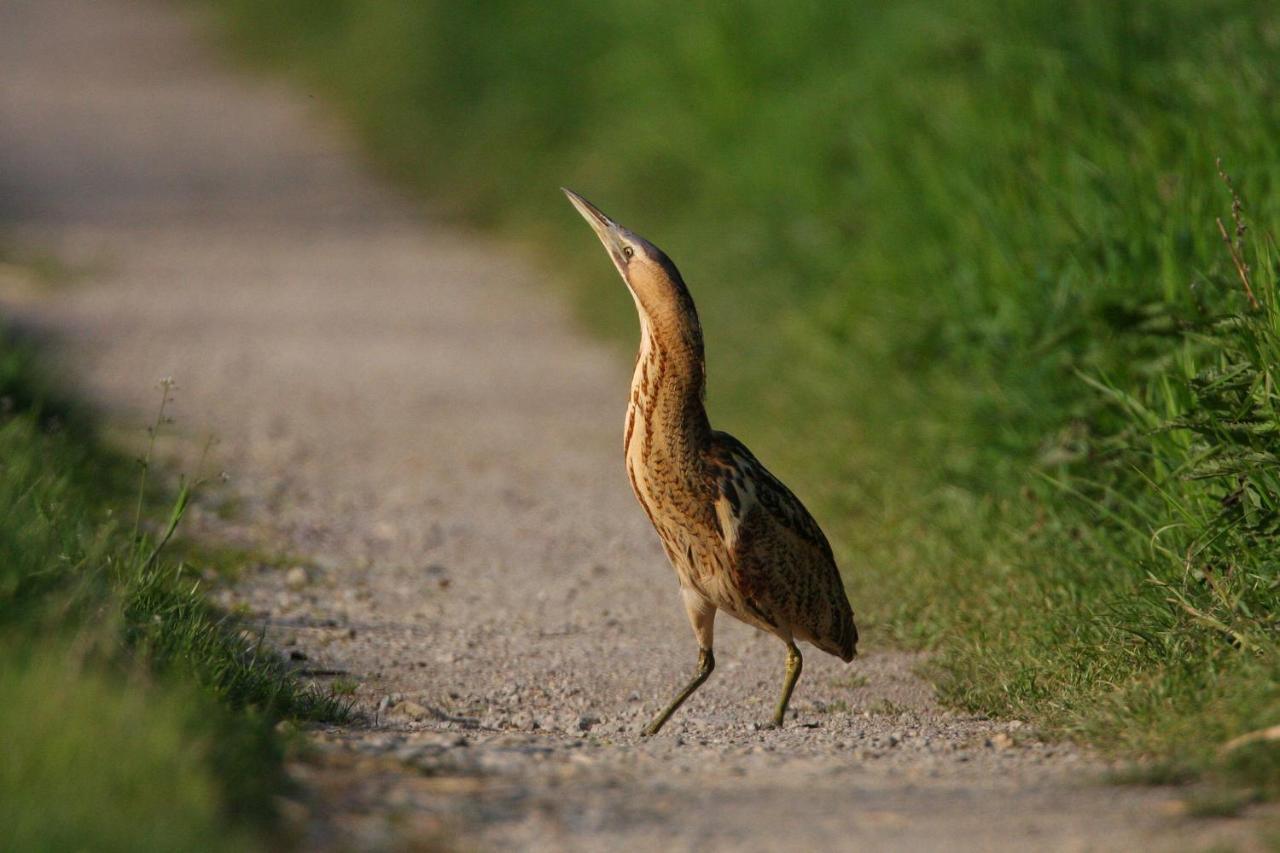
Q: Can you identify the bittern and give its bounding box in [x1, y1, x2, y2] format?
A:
[563, 188, 858, 735]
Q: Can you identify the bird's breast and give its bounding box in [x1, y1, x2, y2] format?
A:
[624, 401, 723, 586]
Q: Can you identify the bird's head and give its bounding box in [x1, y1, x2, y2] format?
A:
[561, 188, 691, 322]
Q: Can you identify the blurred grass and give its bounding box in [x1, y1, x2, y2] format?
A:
[0, 327, 343, 849]
[208, 0, 1280, 792]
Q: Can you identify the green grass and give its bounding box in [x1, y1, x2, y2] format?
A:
[207, 0, 1280, 794]
[0, 328, 343, 850]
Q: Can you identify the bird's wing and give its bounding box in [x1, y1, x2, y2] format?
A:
[705, 431, 835, 563]
[706, 431, 857, 660]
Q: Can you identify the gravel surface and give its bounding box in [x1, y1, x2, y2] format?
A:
[1, 1, 1274, 850]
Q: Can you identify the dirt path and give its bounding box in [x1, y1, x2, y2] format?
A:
[1, 1, 1270, 850]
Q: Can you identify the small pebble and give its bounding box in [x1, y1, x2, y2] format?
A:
[394, 700, 430, 720]
[986, 732, 1015, 751]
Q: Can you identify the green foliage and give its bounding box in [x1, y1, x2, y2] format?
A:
[210, 0, 1280, 792]
[1, 652, 261, 852]
[0, 335, 342, 848]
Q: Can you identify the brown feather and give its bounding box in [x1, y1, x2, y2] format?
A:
[705, 432, 857, 660]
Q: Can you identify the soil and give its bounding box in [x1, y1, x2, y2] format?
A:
[1, 1, 1273, 849]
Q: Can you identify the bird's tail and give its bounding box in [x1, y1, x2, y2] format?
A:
[838, 618, 858, 662]
[816, 608, 858, 662]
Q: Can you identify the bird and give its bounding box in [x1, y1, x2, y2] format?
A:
[562, 188, 858, 735]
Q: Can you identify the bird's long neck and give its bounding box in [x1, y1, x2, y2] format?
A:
[626, 301, 711, 472]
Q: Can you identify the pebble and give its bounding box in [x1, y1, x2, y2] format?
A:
[986, 733, 1015, 751]
[284, 565, 309, 589]
[394, 700, 431, 720]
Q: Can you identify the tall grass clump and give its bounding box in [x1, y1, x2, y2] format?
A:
[208, 0, 1280, 789]
[0, 334, 343, 850]
[943, 180, 1280, 776]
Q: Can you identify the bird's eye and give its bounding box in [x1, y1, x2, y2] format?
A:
[622, 246, 634, 259]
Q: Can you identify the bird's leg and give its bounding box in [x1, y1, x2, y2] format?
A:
[772, 642, 803, 728]
[642, 588, 716, 736]
[641, 647, 715, 736]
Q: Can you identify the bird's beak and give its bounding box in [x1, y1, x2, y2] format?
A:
[562, 187, 625, 259]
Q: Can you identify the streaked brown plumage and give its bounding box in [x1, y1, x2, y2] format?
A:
[563, 188, 857, 734]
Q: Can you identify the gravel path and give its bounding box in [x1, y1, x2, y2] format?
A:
[1, 1, 1271, 850]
